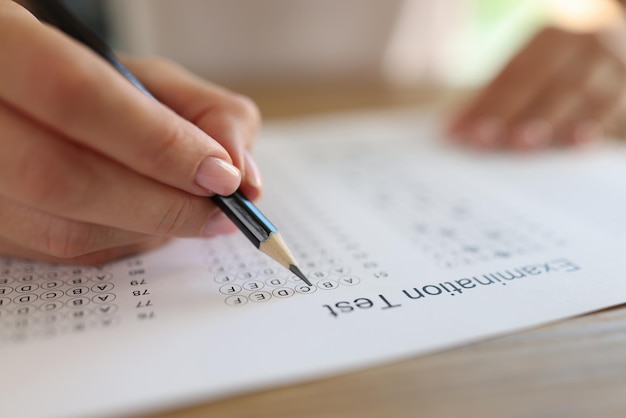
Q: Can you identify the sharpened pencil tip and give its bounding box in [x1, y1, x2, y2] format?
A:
[289, 264, 311, 286]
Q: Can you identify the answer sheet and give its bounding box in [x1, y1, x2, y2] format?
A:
[2, 110, 626, 418]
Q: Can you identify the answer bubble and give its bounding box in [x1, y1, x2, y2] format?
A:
[243, 281, 264, 291]
[39, 312, 65, 327]
[331, 266, 351, 275]
[0, 276, 14, 285]
[40, 280, 63, 290]
[0, 309, 9, 322]
[12, 304, 37, 316]
[91, 283, 115, 293]
[308, 270, 330, 280]
[208, 264, 227, 274]
[66, 266, 89, 277]
[214, 274, 235, 284]
[66, 276, 89, 286]
[95, 316, 121, 329]
[90, 272, 113, 283]
[317, 280, 339, 290]
[16, 283, 39, 293]
[259, 267, 279, 276]
[265, 277, 287, 287]
[94, 304, 118, 316]
[0, 286, 13, 296]
[92, 293, 116, 304]
[7, 316, 38, 330]
[272, 288, 295, 298]
[68, 297, 90, 308]
[40, 290, 64, 301]
[66, 286, 89, 297]
[17, 274, 37, 283]
[237, 271, 257, 280]
[13, 294, 38, 305]
[249, 291, 272, 302]
[295, 285, 317, 294]
[39, 301, 65, 312]
[225, 295, 248, 306]
[67, 308, 93, 321]
[339, 276, 361, 286]
[219, 284, 242, 295]
[38, 270, 65, 280]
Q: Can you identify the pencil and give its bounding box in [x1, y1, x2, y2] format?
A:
[28, 0, 311, 286]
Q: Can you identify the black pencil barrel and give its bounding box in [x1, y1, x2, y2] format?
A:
[211, 194, 276, 248]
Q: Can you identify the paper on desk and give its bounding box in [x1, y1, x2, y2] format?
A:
[2, 110, 626, 418]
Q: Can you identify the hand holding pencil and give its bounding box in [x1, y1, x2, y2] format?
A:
[0, 0, 262, 264]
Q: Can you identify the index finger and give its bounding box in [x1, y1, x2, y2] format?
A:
[0, 1, 241, 197]
[449, 27, 580, 137]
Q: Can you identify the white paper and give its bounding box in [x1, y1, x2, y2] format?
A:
[2, 110, 626, 418]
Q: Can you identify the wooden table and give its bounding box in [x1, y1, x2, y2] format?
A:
[143, 84, 626, 418]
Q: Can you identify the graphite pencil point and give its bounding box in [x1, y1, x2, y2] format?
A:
[289, 264, 312, 286]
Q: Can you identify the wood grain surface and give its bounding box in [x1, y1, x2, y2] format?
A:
[144, 304, 626, 418]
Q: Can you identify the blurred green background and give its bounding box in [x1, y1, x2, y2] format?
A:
[61, 0, 618, 88]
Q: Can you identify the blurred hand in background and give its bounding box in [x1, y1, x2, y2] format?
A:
[447, 25, 626, 150]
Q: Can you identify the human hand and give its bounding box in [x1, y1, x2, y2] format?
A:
[0, 1, 262, 264]
[447, 26, 626, 150]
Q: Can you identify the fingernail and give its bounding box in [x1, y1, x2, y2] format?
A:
[471, 118, 503, 148]
[195, 157, 241, 195]
[446, 117, 464, 137]
[515, 119, 552, 149]
[572, 120, 602, 145]
[244, 150, 263, 190]
[202, 212, 238, 237]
